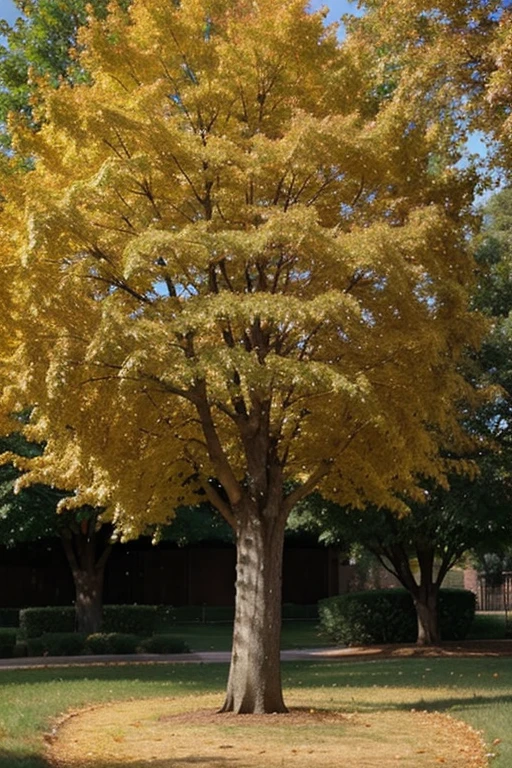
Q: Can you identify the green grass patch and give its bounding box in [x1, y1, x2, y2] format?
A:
[167, 619, 328, 652]
[468, 612, 507, 640]
[0, 655, 511, 766]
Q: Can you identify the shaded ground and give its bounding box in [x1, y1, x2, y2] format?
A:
[3, 639, 512, 671]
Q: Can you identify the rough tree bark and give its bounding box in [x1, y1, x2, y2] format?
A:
[221, 507, 288, 714]
[371, 542, 444, 646]
[72, 565, 107, 635]
[414, 582, 441, 646]
[60, 516, 112, 635]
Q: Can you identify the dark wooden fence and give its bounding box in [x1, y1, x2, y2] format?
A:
[0, 538, 340, 609]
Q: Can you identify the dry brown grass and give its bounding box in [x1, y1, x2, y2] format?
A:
[47, 693, 488, 768]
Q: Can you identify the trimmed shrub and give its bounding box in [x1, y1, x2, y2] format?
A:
[102, 606, 168, 635]
[19, 605, 175, 638]
[0, 608, 20, 628]
[138, 634, 190, 654]
[27, 633, 86, 657]
[85, 633, 140, 655]
[19, 607, 75, 639]
[318, 589, 476, 646]
[439, 589, 476, 640]
[26, 637, 45, 657]
[319, 590, 416, 645]
[0, 629, 17, 658]
[13, 642, 28, 658]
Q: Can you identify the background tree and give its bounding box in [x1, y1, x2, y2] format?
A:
[468, 186, 512, 579]
[0, 0, 483, 713]
[291, 186, 512, 646]
[0, 0, 131, 148]
[291, 471, 511, 645]
[0, 434, 113, 634]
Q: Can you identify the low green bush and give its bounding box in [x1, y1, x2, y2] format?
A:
[85, 633, 140, 655]
[319, 590, 416, 645]
[13, 642, 28, 658]
[26, 637, 45, 657]
[19, 607, 75, 639]
[102, 606, 170, 635]
[19, 605, 175, 638]
[137, 634, 190, 654]
[0, 629, 18, 658]
[438, 589, 476, 640]
[27, 633, 86, 657]
[318, 589, 476, 646]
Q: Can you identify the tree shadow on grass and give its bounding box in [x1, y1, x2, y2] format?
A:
[0, 751, 238, 768]
[0, 751, 49, 768]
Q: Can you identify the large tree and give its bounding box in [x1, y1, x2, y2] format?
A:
[0, 0, 483, 713]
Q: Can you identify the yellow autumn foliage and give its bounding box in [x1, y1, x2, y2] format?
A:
[0, 0, 485, 536]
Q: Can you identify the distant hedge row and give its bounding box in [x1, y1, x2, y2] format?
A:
[0, 630, 190, 659]
[19, 605, 173, 638]
[318, 589, 476, 645]
[0, 603, 318, 633]
[26, 632, 189, 657]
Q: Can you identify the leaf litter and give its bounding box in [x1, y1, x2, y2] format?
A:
[47, 693, 489, 768]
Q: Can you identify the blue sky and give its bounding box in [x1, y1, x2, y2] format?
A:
[0, 0, 485, 163]
[0, 0, 358, 27]
[0, 0, 355, 24]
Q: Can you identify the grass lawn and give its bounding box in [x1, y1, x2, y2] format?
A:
[169, 619, 328, 652]
[468, 612, 508, 640]
[1, 655, 511, 767]
[170, 611, 510, 651]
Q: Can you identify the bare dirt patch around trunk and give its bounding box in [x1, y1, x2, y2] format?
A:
[47, 694, 488, 768]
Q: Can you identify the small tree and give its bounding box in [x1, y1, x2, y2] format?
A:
[291, 472, 511, 645]
[0, 435, 112, 633]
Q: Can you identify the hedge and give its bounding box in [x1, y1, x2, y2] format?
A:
[85, 633, 141, 655]
[19, 603, 318, 637]
[102, 606, 172, 635]
[27, 632, 87, 657]
[19, 607, 75, 639]
[318, 588, 476, 646]
[23, 632, 190, 657]
[19, 605, 173, 638]
[137, 634, 190, 654]
[0, 629, 18, 658]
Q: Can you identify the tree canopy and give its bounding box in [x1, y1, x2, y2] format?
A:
[0, 0, 499, 712]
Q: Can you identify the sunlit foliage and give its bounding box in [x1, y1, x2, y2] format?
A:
[0, 0, 483, 536]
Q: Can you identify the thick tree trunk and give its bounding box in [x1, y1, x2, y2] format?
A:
[414, 584, 440, 646]
[60, 519, 112, 635]
[221, 509, 287, 714]
[72, 567, 105, 635]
